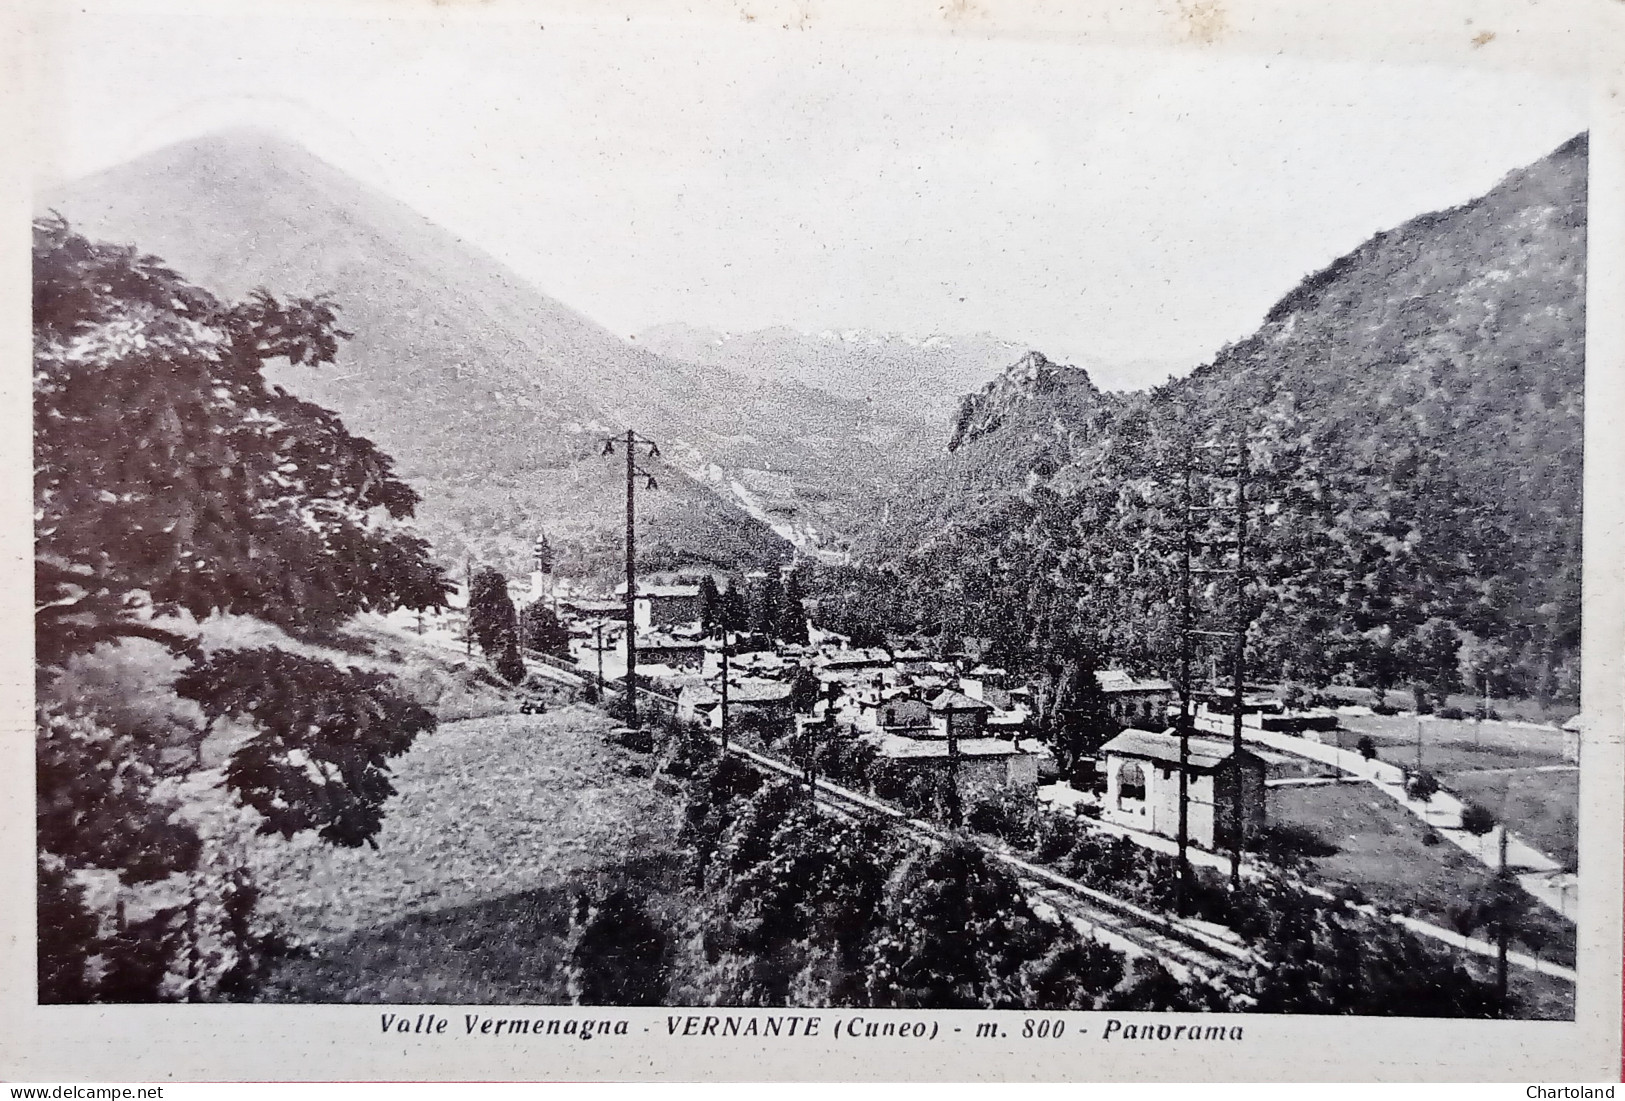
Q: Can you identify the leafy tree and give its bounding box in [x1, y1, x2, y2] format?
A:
[780, 572, 811, 645]
[33, 220, 449, 1001]
[698, 576, 723, 635]
[720, 579, 750, 634]
[789, 668, 822, 714]
[753, 573, 784, 640]
[1249, 898, 1500, 1016]
[1460, 801, 1497, 838]
[469, 567, 518, 658]
[864, 840, 1120, 1009]
[1045, 640, 1115, 782]
[1407, 619, 1463, 710]
[468, 567, 526, 682]
[34, 216, 448, 667]
[176, 649, 435, 847]
[521, 601, 570, 657]
[1356, 735, 1377, 762]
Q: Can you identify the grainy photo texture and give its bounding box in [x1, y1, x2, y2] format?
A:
[31, 7, 1588, 1027]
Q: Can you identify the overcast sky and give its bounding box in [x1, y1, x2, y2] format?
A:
[37, 10, 1588, 389]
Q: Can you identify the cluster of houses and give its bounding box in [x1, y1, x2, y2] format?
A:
[537, 577, 1270, 849]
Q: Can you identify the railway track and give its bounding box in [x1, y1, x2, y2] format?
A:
[711, 736, 1255, 983]
[503, 646, 1253, 981]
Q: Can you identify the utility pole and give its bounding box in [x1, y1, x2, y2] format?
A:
[1230, 431, 1248, 889]
[1175, 449, 1194, 916]
[595, 620, 606, 696]
[1496, 824, 1510, 1016]
[1181, 431, 1252, 890]
[601, 429, 660, 727]
[802, 708, 818, 799]
[719, 636, 731, 754]
[946, 713, 962, 828]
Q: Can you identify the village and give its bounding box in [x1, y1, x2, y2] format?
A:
[401, 551, 1582, 964]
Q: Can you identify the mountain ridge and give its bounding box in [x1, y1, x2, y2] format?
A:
[844, 133, 1586, 701]
[50, 128, 959, 576]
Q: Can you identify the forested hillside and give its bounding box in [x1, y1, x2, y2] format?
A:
[844, 135, 1586, 704]
[48, 129, 801, 577]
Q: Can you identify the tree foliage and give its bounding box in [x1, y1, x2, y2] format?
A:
[34, 220, 450, 1001]
[521, 601, 570, 657]
[34, 215, 449, 667]
[176, 649, 435, 847]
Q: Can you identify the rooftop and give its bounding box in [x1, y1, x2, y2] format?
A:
[872, 733, 1024, 760]
[726, 680, 794, 704]
[1099, 728, 1262, 771]
[1095, 670, 1175, 694]
[929, 689, 992, 713]
[817, 647, 892, 668]
[613, 582, 702, 598]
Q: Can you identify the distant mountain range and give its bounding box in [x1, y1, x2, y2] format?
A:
[634, 323, 1027, 425]
[847, 134, 1586, 701]
[44, 130, 940, 576]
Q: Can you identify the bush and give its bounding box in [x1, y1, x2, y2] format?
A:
[1371, 702, 1399, 716]
[1356, 735, 1377, 761]
[1459, 801, 1497, 837]
[610, 725, 654, 753]
[1406, 770, 1441, 803]
[966, 790, 1037, 849]
[1249, 822, 1340, 863]
[564, 888, 671, 1006]
[493, 644, 527, 685]
[816, 736, 878, 791]
[1437, 706, 1466, 720]
[1032, 812, 1085, 863]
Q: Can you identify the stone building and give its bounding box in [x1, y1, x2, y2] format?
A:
[1098, 729, 1266, 850]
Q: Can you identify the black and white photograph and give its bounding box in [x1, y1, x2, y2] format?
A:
[9, 0, 1623, 1082]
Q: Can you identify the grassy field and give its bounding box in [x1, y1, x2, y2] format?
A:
[250, 705, 683, 1002]
[1448, 770, 1579, 871]
[1266, 782, 1575, 969]
[1305, 685, 1576, 727]
[1334, 713, 1569, 775]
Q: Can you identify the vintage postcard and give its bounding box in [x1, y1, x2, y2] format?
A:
[2, 0, 1622, 1082]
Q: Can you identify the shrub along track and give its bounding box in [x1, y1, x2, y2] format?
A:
[700, 735, 1255, 984]
[523, 647, 1250, 981]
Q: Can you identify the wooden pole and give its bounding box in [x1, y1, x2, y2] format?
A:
[1496, 825, 1510, 1016]
[1229, 434, 1247, 889]
[1177, 450, 1193, 914]
[624, 428, 638, 728]
[719, 639, 730, 754]
[595, 621, 605, 696]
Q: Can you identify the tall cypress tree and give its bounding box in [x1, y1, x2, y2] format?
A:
[781, 572, 810, 645]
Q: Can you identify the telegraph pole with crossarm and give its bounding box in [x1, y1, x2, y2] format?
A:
[601, 429, 661, 728]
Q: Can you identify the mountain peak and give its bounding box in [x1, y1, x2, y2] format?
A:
[947, 350, 1104, 453]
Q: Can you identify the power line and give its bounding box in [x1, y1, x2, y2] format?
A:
[1174, 427, 1256, 894]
